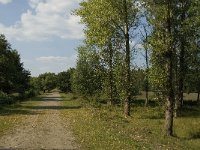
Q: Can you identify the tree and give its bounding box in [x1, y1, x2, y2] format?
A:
[57, 68, 75, 92]
[185, 41, 200, 104]
[75, 0, 119, 105]
[174, 0, 200, 116]
[38, 73, 57, 93]
[0, 34, 30, 94]
[30, 77, 41, 94]
[76, 0, 139, 116]
[144, 0, 178, 136]
[72, 46, 103, 97]
[140, 24, 151, 106]
[144, 0, 200, 136]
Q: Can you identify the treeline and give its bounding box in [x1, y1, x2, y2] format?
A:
[0, 34, 31, 104]
[31, 68, 74, 94]
[33, 67, 145, 97]
[69, 0, 200, 136]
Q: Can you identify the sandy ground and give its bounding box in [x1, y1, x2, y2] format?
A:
[0, 92, 79, 150]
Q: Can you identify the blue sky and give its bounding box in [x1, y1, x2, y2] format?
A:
[0, 0, 83, 76]
[0, 0, 145, 76]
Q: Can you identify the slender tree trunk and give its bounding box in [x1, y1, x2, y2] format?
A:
[175, 10, 186, 117]
[145, 87, 149, 107]
[144, 27, 149, 107]
[123, 0, 131, 117]
[145, 45, 149, 107]
[165, 0, 175, 136]
[197, 91, 200, 104]
[165, 54, 175, 136]
[165, 96, 174, 136]
[108, 41, 114, 105]
[175, 47, 184, 117]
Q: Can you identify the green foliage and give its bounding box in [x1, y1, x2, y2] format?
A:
[72, 46, 103, 96]
[29, 77, 41, 94]
[75, 1, 140, 113]
[57, 68, 74, 92]
[0, 34, 30, 94]
[144, 0, 200, 95]
[37, 72, 57, 92]
[0, 91, 14, 105]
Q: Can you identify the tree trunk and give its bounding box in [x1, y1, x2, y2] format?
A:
[197, 92, 200, 104]
[123, 0, 131, 117]
[108, 41, 114, 105]
[145, 49, 149, 107]
[175, 44, 185, 117]
[165, 0, 175, 136]
[145, 90, 149, 107]
[165, 53, 175, 136]
[175, 9, 186, 117]
[165, 95, 174, 136]
[143, 26, 149, 107]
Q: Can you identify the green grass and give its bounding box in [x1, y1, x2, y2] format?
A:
[0, 97, 42, 135]
[61, 93, 200, 150]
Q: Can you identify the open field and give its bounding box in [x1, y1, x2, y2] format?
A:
[61, 93, 200, 150]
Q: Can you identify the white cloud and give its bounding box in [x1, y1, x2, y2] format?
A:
[36, 55, 76, 63]
[0, 0, 84, 41]
[34, 55, 77, 75]
[0, 0, 12, 4]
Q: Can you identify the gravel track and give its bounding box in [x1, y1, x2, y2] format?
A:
[0, 92, 79, 150]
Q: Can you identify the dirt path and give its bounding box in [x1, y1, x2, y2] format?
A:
[0, 92, 79, 150]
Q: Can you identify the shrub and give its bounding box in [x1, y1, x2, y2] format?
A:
[0, 91, 14, 105]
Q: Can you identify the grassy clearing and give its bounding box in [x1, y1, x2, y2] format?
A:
[61, 93, 200, 150]
[0, 97, 42, 135]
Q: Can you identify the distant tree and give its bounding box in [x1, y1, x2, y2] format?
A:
[29, 76, 43, 94]
[38, 73, 57, 93]
[174, 0, 200, 116]
[139, 23, 151, 106]
[57, 68, 75, 92]
[185, 43, 200, 104]
[72, 46, 103, 97]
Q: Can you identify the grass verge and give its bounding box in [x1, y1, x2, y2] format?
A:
[0, 97, 42, 136]
[61, 93, 200, 150]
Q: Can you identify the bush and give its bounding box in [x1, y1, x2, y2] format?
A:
[25, 89, 39, 98]
[0, 91, 14, 105]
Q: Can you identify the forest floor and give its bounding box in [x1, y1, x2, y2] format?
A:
[0, 92, 79, 150]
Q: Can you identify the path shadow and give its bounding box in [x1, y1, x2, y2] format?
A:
[190, 131, 200, 139]
[0, 107, 42, 116]
[31, 97, 65, 101]
[132, 99, 159, 107]
[179, 105, 200, 118]
[24, 105, 81, 110]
